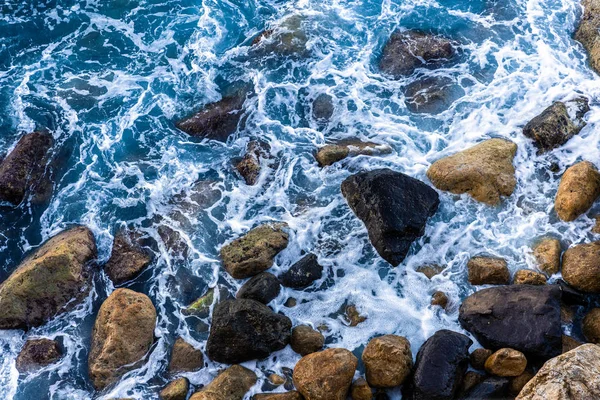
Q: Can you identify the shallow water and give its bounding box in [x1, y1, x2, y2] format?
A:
[1, 0, 599, 398]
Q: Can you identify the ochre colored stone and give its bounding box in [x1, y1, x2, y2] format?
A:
[532, 238, 561, 275]
[362, 335, 412, 388]
[467, 256, 510, 285]
[513, 270, 546, 285]
[583, 308, 600, 344]
[350, 377, 372, 400]
[291, 326, 324, 356]
[160, 378, 189, 400]
[575, 0, 600, 74]
[484, 348, 527, 377]
[555, 161, 600, 221]
[431, 291, 449, 309]
[168, 337, 204, 373]
[344, 305, 367, 327]
[190, 365, 257, 400]
[562, 241, 600, 293]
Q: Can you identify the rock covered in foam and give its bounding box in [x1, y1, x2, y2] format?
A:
[235, 140, 272, 185]
[404, 76, 465, 114]
[315, 140, 392, 167]
[554, 161, 600, 221]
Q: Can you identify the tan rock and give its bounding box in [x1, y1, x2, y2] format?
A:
[168, 337, 204, 373]
[293, 348, 358, 400]
[268, 373, 286, 386]
[562, 241, 600, 292]
[532, 238, 561, 275]
[291, 326, 324, 356]
[190, 365, 257, 400]
[562, 335, 583, 353]
[315, 140, 392, 167]
[575, 0, 600, 74]
[426, 138, 517, 205]
[513, 270, 546, 285]
[362, 335, 412, 388]
[350, 377, 372, 400]
[467, 256, 510, 285]
[415, 264, 444, 279]
[88, 288, 157, 390]
[160, 378, 189, 400]
[555, 161, 600, 221]
[583, 308, 600, 343]
[510, 371, 534, 396]
[484, 348, 527, 377]
[593, 215, 600, 234]
[470, 348, 493, 370]
[517, 344, 600, 399]
[252, 392, 303, 400]
[344, 304, 366, 327]
[431, 291, 449, 309]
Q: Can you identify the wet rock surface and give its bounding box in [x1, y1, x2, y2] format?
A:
[575, 0, 600, 74]
[236, 140, 271, 185]
[168, 337, 204, 373]
[533, 238, 561, 275]
[470, 348, 493, 371]
[290, 325, 324, 356]
[362, 334, 412, 388]
[312, 93, 334, 121]
[15, 338, 62, 373]
[160, 378, 189, 400]
[350, 378, 373, 400]
[280, 253, 323, 288]
[562, 241, 600, 293]
[104, 228, 152, 285]
[250, 16, 309, 58]
[582, 307, 600, 343]
[190, 365, 257, 400]
[555, 161, 600, 221]
[316, 140, 392, 167]
[237, 272, 281, 304]
[467, 256, 510, 285]
[404, 76, 465, 114]
[252, 392, 303, 400]
[513, 269, 546, 285]
[461, 377, 510, 399]
[484, 348, 527, 377]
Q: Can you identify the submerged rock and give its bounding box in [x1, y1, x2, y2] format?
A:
[415, 264, 444, 279]
[88, 288, 157, 390]
[461, 377, 510, 399]
[404, 76, 464, 114]
[206, 298, 292, 364]
[315, 140, 392, 167]
[0, 226, 97, 330]
[168, 337, 204, 373]
[236, 140, 272, 185]
[291, 325, 324, 356]
[312, 93, 334, 121]
[0, 130, 54, 205]
[341, 168, 439, 266]
[517, 344, 600, 399]
[251, 16, 309, 58]
[362, 334, 413, 388]
[575, 0, 600, 74]
[237, 272, 281, 304]
[184, 287, 214, 317]
[160, 378, 189, 400]
[582, 307, 600, 343]
[467, 256, 510, 285]
[344, 304, 367, 327]
[555, 161, 600, 221]
[532, 238, 561, 275]
[562, 241, 600, 292]
[431, 290, 449, 309]
[459, 285, 562, 359]
[513, 269, 546, 285]
[427, 138, 517, 205]
[280, 253, 323, 288]
[104, 228, 152, 285]
[16, 338, 62, 373]
[522, 97, 589, 153]
[190, 365, 257, 400]
[220, 223, 289, 279]
[379, 30, 455, 78]
[484, 348, 527, 377]
[293, 348, 358, 400]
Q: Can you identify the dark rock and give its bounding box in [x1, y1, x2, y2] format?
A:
[316, 140, 392, 167]
[104, 228, 152, 285]
[312, 94, 334, 121]
[459, 285, 562, 359]
[168, 337, 204, 373]
[237, 272, 281, 304]
[291, 325, 324, 356]
[236, 141, 271, 185]
[404, 329, 472, 400]
[0, 131, 54, 205]
[250, 16, 309, 58]
[16, 338, 62, 372]
[458, 371, 485, 397]
[470, 348, 493, 370]
[341, 168, 439, 266]
[459, 377, 510, 399]
[379, 30, 455, 78]
[206, 298, 292, 364]
[280, 253, 323, 288]
[404, 76, 464, 114]
[523, 97, 589, 153]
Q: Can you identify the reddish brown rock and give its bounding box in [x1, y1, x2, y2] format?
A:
[467, 256, 510, 285]
[350, 377, 373, 400]
[555, 161, 600, 221]
[104, 228, 152, 285]
[431, 291, 449, 309]
[362, 335, 412, 388]
[484, 348, 528, 377]
[168, 337, 204, 373]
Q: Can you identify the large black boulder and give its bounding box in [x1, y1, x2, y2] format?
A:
[236, 272, 281, 304]
[206, 298, 292, 364]
[404, 329, 472, 400]
[459, 285, 562, 359]
[280, 253, 323, 288]
[341, 168, 439, 266]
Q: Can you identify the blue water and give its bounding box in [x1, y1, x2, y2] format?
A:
[2, 0, 600, 398]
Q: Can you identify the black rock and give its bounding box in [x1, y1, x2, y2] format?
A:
[0, 131, 53, 205]
[341, 168, 439, 266]
[280, 253, 323, 288]
[16, 338, 62, 373]
[312, 94, 334, 121]
[523, 97, 589, 153]
[405, 329, 472, 400]
[459, 285, 562, 359]
[237, 272, 281, 304]
[459, 377, 510, 400]
[206, 298, 292, 364]
[404, 76, 465, 114]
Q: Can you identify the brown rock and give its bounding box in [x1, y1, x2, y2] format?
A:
[470, 348, 493, 370]
[415, 264, 444, 279]
[513, 270, 546, 285]
[350, 377, 373, 400]
[459, 371, 486, 396]
[160, 378, 189, 400]
[88, 288, 157, 390]
[583, 308, 600, 343]
[168, 337, 204, 373]
[532, 238, 561, 275]
[291, 326, 324, 356]
[344, 304, 367, 327]
[268, 373, 286, 386]
[510, 371, 534, 396]
[562, 241, 600, 292]
[426, 138, 517, 205]
[484, 348, 527, 377]
[555, 161, 600, 221]
[431, 291, 449, 309]
[190, 365, 257, 400]
[562, 335, 583, 353]
[467, 256, 510, 285]
[575, 0, 600, 74]
[252, 392, 303, 400]
[15, 338, 62, 373]
[236, 141, 271, 185]
[315, 140, 392, 167]
[293, 348, 358, 400]
[593, 215, 600, 234]
[104, 228, 152, 285]
[362, 335, 412, 388]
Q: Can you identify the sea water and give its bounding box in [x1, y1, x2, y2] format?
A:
[1, 0, 599, 398]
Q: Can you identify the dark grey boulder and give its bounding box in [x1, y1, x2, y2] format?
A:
[459, 285, 562, 359]
[104, 228, 153, 285]
[16, 338, 62, 373]
[459, 377, 510, 399]
[206, 298, 292, 364]
[237, 272, 281, 304]
[404, 76, 465, 114]
[312, 94, 334, 121]
[341, 168, 439, 266]
[280, 253, 323, 288]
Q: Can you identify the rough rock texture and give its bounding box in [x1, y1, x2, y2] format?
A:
[291, 325, 324, 356]
[467, 256, 510, 285]
[344, 304, 367, 327]
[206, 298, 292, 364]
[362, 334, 412, 388]
[404, 330, 471, 400]
[562, 241, 600, 293]
[220, 223, 289, 279]
[462, 377, 510, 399]
[431, 291, 449, 309]
[312, 94, 334, 121]
[350, 378, 373, 400]
[15, 338, 62, 373]
[575, 0, 600, 74]
[280, 253, 323, 288]
[88, 288, 157, 390]
[160, 378, 189, 400]
[484, 348, 528, 377]
[470, 348, 493, 370]
[316, 140, 392, 167]
[459, 285, 562, 359]
[190, 365, 257, 400]
[168, 337, 204, 373]
[0, 130, 54, 205]
[253, 392, 303, 400]
[415, 264, 444, 279]
[510, 371, 535, 396]
[427, 138, 517, 205]
[341, 168, 439, 266]
[236, 141, 271, 185]
[523, 98, 590, 153]
[513, 269, 547, 285]
[184, 288, 214, 317]
[404, 76, 464, 114]
[293, 348, 358, 400]
[517, 344, 600, 399]
[250, 16, 309, 58]
[104, 228, 152, 285]
[583, 308, 600, 343]
[0, 226, 97, 330]
[379, 30, 455, 78]
[533, 238, 561, 275]
[555, 161, 600, 221]
[237, 272, 281, 304]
